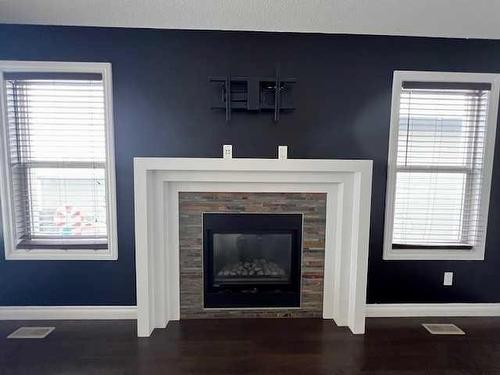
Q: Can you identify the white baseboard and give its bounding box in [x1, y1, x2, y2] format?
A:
[366, 303, 500, 317]
[2, 304, 498, 320]
[0, 306, 137, 320]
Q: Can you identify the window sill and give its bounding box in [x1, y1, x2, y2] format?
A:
[5, 241, 117, 261]
[16, 239, 108, 250]
[392, 243, 473, 250]
[383, 247, 485, 261]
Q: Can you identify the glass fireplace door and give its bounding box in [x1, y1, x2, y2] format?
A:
[203, 213, 302, 308]
[213, 233, 292, 285]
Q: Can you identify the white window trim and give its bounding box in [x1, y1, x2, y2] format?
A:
[0, 61, 118, 260]
[383, 71, 500, 261]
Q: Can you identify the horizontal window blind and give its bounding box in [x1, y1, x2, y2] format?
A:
[393, 83, 490, 247]
[5, 76, 108, 247]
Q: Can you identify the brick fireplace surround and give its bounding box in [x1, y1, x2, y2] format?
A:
[134, 158, 372, 337]
[179, 192, 327, 318]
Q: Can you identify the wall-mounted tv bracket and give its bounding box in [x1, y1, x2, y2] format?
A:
[209, 67, 295, 123]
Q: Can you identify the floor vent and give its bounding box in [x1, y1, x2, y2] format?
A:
[422, 323, 465, 335]
[7, 327, 55, 339]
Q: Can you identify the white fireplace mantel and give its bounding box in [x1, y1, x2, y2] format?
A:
[134, 157, 373, 337]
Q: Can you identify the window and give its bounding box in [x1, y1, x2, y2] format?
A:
[384, 71, 500, 260]
[0, 61, 117, 260]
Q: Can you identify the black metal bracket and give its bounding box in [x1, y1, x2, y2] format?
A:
[273, 66, 281, 123]
[225, 75, 231, 122]
[209, 66, 295, 123]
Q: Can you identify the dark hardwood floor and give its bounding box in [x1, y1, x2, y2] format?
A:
[0, 317, 499, 374]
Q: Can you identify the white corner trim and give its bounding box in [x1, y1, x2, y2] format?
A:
[366, 303, 500, 317]
[0, 306, 137, 320]
[0, 60, 118, 261]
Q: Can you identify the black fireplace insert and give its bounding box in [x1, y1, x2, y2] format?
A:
[203, 213, 302, 308]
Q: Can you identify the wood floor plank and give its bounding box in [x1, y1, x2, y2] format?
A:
[0, 318, 499, 374]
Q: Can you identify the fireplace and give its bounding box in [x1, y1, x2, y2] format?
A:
[203, 213, 302, 308]
[134, 158, 372, 336]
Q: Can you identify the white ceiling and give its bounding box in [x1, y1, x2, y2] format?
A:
[0, 0, 499, 39]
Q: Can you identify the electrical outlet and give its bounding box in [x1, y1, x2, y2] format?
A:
[278, 145, 288, 159]
[443, 272, 453, 286]
[223, 144, 232, 159]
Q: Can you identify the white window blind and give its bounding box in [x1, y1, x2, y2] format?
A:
[4, 73, 108, 250]
[393, 81, 491, 249]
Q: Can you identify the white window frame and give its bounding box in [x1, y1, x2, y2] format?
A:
[0, 61, 118, 260]
[383, 71, 500, 261]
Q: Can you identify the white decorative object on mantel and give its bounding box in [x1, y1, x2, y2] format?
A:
[223, 144, 232, 159]
[278, 145, 288, 159]
[133, 157, 373, 337]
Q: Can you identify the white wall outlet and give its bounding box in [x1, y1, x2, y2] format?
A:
[278, 145, 288, 159]
[223, 144, 232, 159]
[443, 272, 453, 286]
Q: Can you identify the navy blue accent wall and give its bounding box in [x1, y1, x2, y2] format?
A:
[1, 24, 500, 305]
